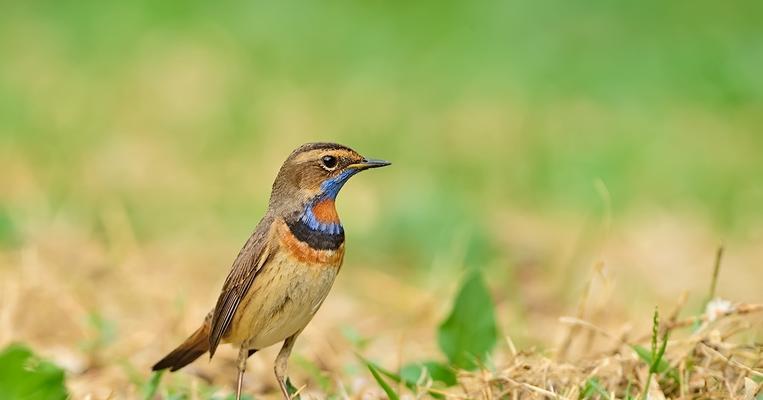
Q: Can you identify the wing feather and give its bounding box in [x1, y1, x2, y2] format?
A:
[208, 216, 275, 356]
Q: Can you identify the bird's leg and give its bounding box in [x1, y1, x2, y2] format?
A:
[235, 347, 249, 400]
[275, 330, 302, 399]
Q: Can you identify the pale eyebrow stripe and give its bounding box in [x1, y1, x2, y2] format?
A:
[292, 149, 355, 164]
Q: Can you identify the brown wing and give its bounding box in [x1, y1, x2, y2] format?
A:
[208, 216, 275, 357]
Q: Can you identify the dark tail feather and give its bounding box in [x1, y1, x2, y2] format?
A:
[152, 322, 210, 372]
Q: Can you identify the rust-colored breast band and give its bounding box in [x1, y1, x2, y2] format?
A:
[277, 219, 344, 265]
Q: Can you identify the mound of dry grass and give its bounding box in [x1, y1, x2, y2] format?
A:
[453, 302, 763, 399]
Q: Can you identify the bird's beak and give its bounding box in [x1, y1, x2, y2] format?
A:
[348, 158, 391, 170]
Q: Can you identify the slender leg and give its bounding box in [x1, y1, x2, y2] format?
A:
[235, 347, 249, 400]
[274, 330, 302, 400]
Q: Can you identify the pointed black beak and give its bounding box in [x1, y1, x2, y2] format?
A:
[349, 158, 391, 170]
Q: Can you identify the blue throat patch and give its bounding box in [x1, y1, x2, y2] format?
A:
[320, 168, 358, 199]
[300, 206, 344, 235]
[299, 168, 358, 235]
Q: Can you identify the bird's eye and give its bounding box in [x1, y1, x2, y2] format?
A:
[321, 155, 338, 170]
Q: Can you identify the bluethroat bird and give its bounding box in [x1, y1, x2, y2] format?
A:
[152, 142, 390, 399]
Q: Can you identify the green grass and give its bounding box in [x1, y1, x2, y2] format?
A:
[636, 307, 671, 400]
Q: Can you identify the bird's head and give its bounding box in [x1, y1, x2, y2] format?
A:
[269, 143, 389, 226]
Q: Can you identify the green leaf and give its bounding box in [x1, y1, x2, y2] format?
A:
[285, 377, 302, 400]
[366, 362, 400, 400]
[400, 361, 457, 387]
[624, 381, 633, 400]
[580, 377, 610, 399]
[437, 270, 498, 370]
[0, 344, 68, 400]
[142, 370, 163, 400]
[651, 331, 669, 374]
[631, 344, 680, 383]
[632, 345, 670, 373]
[218, 394, 254, 400]
[355, 354, 402, 383]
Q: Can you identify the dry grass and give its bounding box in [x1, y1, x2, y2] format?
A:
[1, 210, 761, 399]
[456, 303, 763, 399]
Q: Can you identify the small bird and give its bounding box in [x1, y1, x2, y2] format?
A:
[152, 142, 389, 399]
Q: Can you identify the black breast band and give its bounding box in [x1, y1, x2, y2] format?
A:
[286, 219, 345, 250]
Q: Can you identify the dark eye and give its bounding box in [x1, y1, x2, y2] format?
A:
[321, 155, 338, 170]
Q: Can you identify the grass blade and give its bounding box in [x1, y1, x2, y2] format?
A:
[142, 370, 163, 400]
[366, 362, 400, 400]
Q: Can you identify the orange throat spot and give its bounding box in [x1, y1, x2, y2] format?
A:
[311, 199, 340, 224]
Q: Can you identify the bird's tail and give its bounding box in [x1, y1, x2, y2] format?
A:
[152, 319, 210, 372]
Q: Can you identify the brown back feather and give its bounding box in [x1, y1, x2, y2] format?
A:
[208, 215, 275, 356]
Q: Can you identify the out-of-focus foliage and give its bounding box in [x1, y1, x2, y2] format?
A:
[365, 361, 400, 400]
[400, 361, 457, 388]
[142, 371, 163, 400]
[0, 344, 68, 400]
[1, 0, 762, 269]
[438, 269, 498, 370]
[360, 269, 491, 395]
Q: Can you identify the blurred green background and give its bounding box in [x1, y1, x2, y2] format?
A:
[2, 0, 763, 282]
